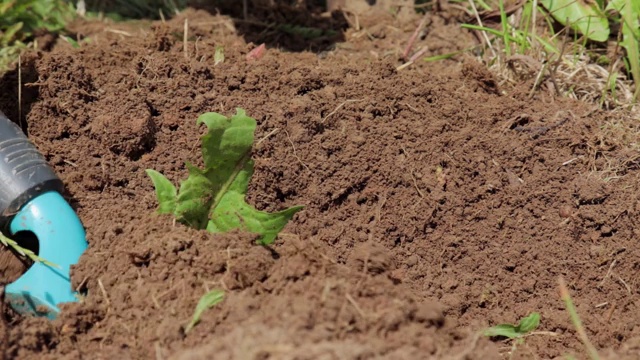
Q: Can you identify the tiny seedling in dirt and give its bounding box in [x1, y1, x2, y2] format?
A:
[558, 276, 601, 360]
[184, 288, 224, 334]
[483, 312, 541, 340]
[146, 108, 304, 246]
[214, 45, 224, 66]
[484, 312, 542, 357]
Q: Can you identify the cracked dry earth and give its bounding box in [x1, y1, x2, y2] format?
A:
[0, 5, 640, 360]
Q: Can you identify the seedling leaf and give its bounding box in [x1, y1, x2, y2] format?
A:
[484, 323, 521, 338]
[147, 108, 303, 245]
[214, 45, 224, 66]
[145, 169, 177, 214]
[517, 312, 541, 333]
[184, 289, 224, 334]
[540, 0, 610, 42]
[484, 312, 541, 339]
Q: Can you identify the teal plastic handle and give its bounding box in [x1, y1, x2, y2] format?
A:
[4, 191, 87, 319]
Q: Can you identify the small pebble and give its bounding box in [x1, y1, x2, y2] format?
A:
[559, 205, 573, 218]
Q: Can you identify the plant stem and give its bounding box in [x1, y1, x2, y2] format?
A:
[558, 276, 600, 360]
[0, 231, 58, 268]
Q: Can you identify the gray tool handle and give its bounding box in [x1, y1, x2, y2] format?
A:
[0, 111, 63, 222]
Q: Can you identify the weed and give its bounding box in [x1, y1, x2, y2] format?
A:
[184, 288, 224, 334]
[0, 231, 57, 268]
[483, 312, 543, 358]
[484, 312, 541, 339]
[0, 0, 74, 71]
[456, 0, 640, 108]
[558, 276, 601, 360]
[607, 0, 640, 101]
[146, 108, 304, 246]
[214, 45, 225, 66]
[541, 0, 610, 42]
[60, 34, 91, 48]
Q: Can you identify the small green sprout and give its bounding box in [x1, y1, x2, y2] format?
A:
[184, 289, 225, 334]
[484, 312, 541, 339]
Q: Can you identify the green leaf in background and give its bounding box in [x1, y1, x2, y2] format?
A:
[184, 289, 225, 334]
[1, 22, 23, 47]
[145, 169, 177, 214]
[484, 312, 541, 339]
[541, 0, 610, 42]
[517, 312, 541, 333]
[214, 45, 224, 66]
[607, 0, 640, 101]
[147, 108, 304, 245]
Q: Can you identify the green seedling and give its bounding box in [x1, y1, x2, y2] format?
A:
[146, 108, 303, 246]
[484, 312, 541, 339]
[60, 35, 91, 48]
[184, 289, 224, 334]
[540, 0, 639, 101]
[541, 0, 610, 42]
[214, 46, 224, 66]
[0, 231, 57, 268]
[606, 0, 640, 101]
[558, 277, 601, 360]
[0, 0, 74, 71]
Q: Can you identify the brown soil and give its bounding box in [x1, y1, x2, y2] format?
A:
[1, 4, 640, 360]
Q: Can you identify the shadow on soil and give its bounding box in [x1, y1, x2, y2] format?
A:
[0, 55, 40, 134]
[82, 0, 349, 52]
[189, 0, 348, 52]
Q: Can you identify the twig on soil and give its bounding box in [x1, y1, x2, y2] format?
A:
[63, 159, 78, 167]
[284, 130, 310, 173]
[562, 157, 581, 166]
[183, 18, 188, 59]
[345, 293, 366, 319]
[155, 342, 166, 360]
[558, 276, 601, 360]
[605, 303, 616, 323]
[321, 99, 363, 123]
[342, 11, 360, 32]
[402, 14, 430, 60]
[598, 259, 616, 288]
[410, 171, 425, 198]
[105, 29, 132, 37]
[397, 45, 430, 71]
[467, 0, 496, 58]
[256, 128, 279, 147]
[617, 276, 631, 294]
[75, 275, 89, 293]
[98, 278, 111, 306]
[151, 294, 161, 309]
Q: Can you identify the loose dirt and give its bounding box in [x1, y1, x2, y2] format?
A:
[0, 4, 639, 360]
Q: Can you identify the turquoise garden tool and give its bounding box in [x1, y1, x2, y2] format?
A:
[0, 110, 87, 319]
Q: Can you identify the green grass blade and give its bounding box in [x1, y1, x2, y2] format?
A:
[184, 289, 225, 334]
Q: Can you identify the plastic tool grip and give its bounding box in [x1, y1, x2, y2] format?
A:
[0, 111, 63, 223]
[0, 110, 87, 318]
[5, 191, 87, 318]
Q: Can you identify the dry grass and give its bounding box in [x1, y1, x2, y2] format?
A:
[466, 2, 639, 116]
